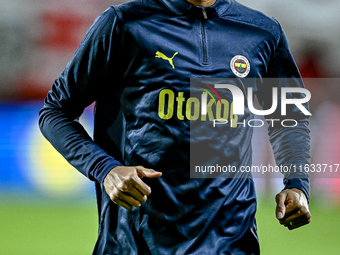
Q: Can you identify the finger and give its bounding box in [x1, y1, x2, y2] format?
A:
[112, 197, 133, 211]
[284, 196, 310, 219]
[280, 211, 304, 224]
[136, 166, 162, 178]
[281, 215, 308, 226]
[283, 201, 300, 219]
[131, 174, 152, 196]
[284, 214, 310, 227]
[125, 188, 148, 204]
[275, 192, 287, 220]
[280, 208, 311, 225]
[287, 218, 311, 230]
[117, 191, 142, 208]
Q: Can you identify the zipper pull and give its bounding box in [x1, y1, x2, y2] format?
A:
[202, 9, 208, 19]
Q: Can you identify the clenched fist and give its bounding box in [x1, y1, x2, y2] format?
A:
[275, 188, 311, 230]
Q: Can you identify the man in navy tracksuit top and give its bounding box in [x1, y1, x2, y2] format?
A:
[39, 0, 312, 254]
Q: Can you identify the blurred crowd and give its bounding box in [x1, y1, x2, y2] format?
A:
[0, 0, 339, 101]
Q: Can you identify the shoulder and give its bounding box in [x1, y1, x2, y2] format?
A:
[223, 0, 282, 42]
[85, 1, 166, 40]
[113, 0, 172, 24]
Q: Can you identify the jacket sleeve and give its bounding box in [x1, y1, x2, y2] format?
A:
[39, 7, 122, 184]
[256, 23, 311, 200]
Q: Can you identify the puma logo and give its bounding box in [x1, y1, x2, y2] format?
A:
[155, 51, 178, 69]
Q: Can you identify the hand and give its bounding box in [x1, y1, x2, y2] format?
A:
[103, 165, 162, 210]
[275, 188, 311, 230]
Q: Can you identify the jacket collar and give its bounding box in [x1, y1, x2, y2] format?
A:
[160, 0, 233, 17]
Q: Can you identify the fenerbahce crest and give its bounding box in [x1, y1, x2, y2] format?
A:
[230, 55, 250, 78]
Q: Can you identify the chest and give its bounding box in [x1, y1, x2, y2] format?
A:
[118, 16, 276, 81]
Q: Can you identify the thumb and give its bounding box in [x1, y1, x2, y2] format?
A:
[275, 192, 287, 220]
[136, 166, 162, 178]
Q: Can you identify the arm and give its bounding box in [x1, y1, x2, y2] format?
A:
[39, 7, 161, 209]
[39, 7, 121, 183]
[256, 23, 311, 229]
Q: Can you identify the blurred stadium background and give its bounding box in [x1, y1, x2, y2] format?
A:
[0, 0, 339, 254]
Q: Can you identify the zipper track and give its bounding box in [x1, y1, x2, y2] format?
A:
[201, 9, 208, 65]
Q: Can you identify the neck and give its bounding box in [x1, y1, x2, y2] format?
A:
[186, 0, 217, 7]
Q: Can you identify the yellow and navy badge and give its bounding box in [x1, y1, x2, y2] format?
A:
[230, 55, 250, 78]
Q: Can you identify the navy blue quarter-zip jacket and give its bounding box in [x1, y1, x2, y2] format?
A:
[39, 0, 311, 254]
